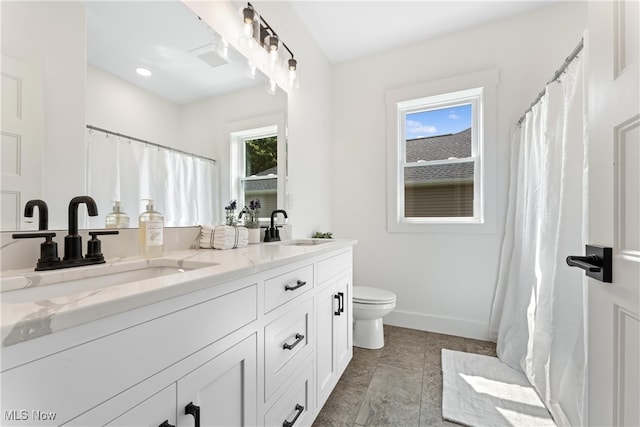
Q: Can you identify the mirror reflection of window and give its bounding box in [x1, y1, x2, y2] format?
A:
[242, 135, 278, 217]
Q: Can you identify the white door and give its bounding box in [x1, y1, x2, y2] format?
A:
[587, 1, 639, 426]
[1, 54, 44, 230]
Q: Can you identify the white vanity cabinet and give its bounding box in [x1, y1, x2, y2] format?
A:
[67, 330, 257, 427]
[0, 245, 354, 427]
[315, 252, 353, 408]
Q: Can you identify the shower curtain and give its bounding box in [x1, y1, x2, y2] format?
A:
[489, 52, 586, 425]
[86, 130, 219, 229]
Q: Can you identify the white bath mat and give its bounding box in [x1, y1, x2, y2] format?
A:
[441, 349, 556, 427]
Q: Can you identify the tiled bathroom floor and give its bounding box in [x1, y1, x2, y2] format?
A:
[313, 325, 497, 427]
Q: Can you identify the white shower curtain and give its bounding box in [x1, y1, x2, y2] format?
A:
[489, 52, 586, 425]
[86, 131, 219, 228]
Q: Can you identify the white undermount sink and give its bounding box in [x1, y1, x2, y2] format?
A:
[1, 259, 217, 304]
[282, 239, 332, 246]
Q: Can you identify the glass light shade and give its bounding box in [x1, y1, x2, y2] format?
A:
[288, 59, 299, 90]
[238, 6, 260, 50]
[265, 78, 277, 95]
[247, 61, 257, 79]
[242, 6, 255, 37]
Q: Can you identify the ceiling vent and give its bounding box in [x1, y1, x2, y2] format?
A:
[189, 44, 228, 69]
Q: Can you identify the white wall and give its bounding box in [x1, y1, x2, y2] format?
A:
[86, 67, 181, 149]
[258, 2, 334, 238]
[330, 2, 588, 340]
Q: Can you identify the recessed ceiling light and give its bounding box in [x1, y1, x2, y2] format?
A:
[136, 67, 152, 77]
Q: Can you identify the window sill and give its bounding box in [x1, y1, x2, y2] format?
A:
[387, 218, 496, 234]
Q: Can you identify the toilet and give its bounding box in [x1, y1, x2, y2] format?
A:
[352, 286, 397, 349]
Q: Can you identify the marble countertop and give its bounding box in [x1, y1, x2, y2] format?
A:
[0, 239, 356, 347]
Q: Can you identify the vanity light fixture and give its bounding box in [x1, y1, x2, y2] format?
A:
[288, 58, 299, 90]
[242, 2, 299, 91]
[242, 5, 257, 38]
[135, 67, 152, 77]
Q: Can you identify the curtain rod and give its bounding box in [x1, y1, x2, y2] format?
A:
[517, 38, 584, 126]
[86, 125, 217, 163]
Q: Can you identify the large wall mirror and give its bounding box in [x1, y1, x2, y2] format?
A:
[1, 1, 287, 232]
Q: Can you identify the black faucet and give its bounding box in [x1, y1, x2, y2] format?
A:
[264, 209, 288, 242]
[12, 196, 119, 271]
[64, 196, 99, 260]
[24, 199, 48, 230]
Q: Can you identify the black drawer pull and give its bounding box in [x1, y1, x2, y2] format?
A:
[282, 404, 305, 427]
[283, 333, 305, 350]
[284, 280, 307, 291]
[185, 402, 200, 427]
[159, 421, 175, 427]
[334, 292, 345, 315]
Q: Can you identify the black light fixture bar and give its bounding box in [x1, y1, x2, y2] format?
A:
[247, 2, 296, 60]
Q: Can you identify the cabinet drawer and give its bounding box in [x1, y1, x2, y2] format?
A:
[317, 250, 352, 285]
[264, 297, 313, 400]
[264, 264, 313, 313]
[264, 359, 314, 427]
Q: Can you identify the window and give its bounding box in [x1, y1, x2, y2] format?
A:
[229, 113, 286, 222]
[386, 70, 498, 233]
[401, 91, 480, 220]
[240, 133, 278, 216]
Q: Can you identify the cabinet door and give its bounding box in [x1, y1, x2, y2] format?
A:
[333, 275, 352, 376]
[316, 273, 352, 408]
[177, 334, 257, 427]
[107, 384, 177, 427]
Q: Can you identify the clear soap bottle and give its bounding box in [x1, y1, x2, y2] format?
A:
[105, 201, 130, 228]
[138, 199, 164, 258]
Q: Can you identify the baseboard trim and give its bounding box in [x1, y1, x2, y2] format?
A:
[384, 309, 491, 341]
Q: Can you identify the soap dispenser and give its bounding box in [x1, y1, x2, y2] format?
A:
[138, 199, 164, 258]
[105, 201, 130, 228]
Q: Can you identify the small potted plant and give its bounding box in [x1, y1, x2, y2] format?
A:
[224, 200, 237, 226]
[242, 198, 261, 243]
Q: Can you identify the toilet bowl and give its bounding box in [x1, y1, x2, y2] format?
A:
[352, 286, 397, 349]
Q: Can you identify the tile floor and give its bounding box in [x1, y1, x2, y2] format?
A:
[313, 325, 497, 427]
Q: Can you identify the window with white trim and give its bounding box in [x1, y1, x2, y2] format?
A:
[232, 127, 278, 218]
[386, 70, 498, 233]
[401, 89, 481, 220]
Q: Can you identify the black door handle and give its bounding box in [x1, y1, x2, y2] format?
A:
[159, 421, 175, 427]
[185, 402, 200, 427]
[566, 255, 601, 272]
[566, 245, 612, 283]
[334, 294, 341, 315]
[282, 404, 305, 427]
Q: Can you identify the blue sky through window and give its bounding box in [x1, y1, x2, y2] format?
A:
[405, 103, 472, 139]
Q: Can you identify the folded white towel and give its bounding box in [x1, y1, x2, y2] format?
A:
[199, 225, 248, 249]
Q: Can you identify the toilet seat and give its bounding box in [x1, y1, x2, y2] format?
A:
[353, 286, 396, 304]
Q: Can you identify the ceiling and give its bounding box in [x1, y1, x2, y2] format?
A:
[85, 1, 264, 105]
[84, 1, 556, 105]
[288, 1, 556, 63]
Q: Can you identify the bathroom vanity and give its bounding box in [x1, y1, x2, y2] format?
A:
[0, 239, 355, 426]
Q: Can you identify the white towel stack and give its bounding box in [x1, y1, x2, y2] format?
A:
[200, 225, 249, 250]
